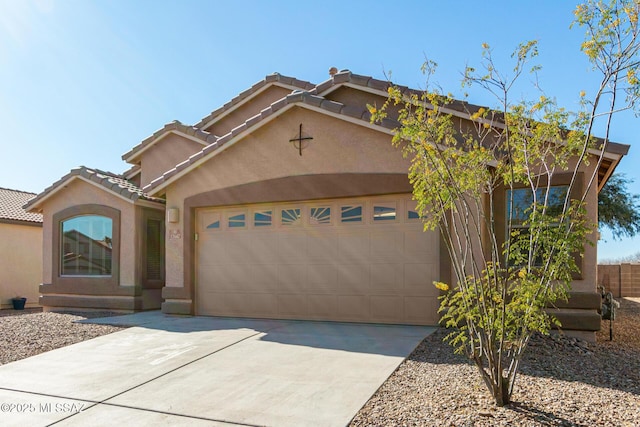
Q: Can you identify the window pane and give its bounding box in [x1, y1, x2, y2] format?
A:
[506, 185, 569, 267]
[408, 210, 420, 219]
[61, 215, 113, 276]
[228, 213, 246, 228]
[254, 210, 272, 227]
[341, 205, 362, 223]
[373, 205, 396, 221]
[206, 212, 221, 229]
[310, 207, 331, 225]
[507, 186, 568, 224]
[281, 208, 301, 226]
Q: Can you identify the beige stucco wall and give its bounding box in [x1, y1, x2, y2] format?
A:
[0, 222, 42, 309]
[140, 134, 206, 188]
[160, 102, 603, 314]
[163, 106, 412, 289]
[570, 157, 599, 294]
[41, 179, 137, 287]
[204, 86, 293, 137]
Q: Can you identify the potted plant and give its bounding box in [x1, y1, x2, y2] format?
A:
[12, 296, 27, 310]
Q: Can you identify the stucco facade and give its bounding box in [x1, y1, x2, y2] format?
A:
[0, 222, 42, 309]
[24, 70, 628, 337]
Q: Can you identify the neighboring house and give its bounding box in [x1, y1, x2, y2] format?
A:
[24, 69, 628, 340]
[0, 188, 43, 309]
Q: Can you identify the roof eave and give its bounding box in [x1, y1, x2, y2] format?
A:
[25, 174, 137, 212]
[144, 100, 394, 196]
[122, 126, 213, 164]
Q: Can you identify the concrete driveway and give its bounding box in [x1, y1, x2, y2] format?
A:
[0, 312, 435, 427]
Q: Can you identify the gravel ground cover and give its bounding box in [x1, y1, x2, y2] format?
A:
[1, 302, 638, 426]
[351, 297, 640, 426]
[0, 308, 126, 366]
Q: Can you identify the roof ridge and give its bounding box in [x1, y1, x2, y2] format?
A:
[193, 72, 316, 129]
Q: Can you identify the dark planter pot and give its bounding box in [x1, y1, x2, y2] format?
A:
[12, 298, 27, 310]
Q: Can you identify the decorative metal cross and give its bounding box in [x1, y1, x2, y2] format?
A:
[289, 123, 313, 156]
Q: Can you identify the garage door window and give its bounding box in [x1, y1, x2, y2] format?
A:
[310, 207, 331, 225]
[281, 208, 302, 226]
[254, 210, 272, 227]
[407, 201, 421, 221]
[341, 205, 362, 223]
[206, 213, 221, 229]
[373, 203, 396, 221]
[228, 212, 246, 228]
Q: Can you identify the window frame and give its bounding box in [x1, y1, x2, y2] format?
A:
[52, 204, 121, 289]
[60, 214, 114, 277]
[495, 173, 584, 278]
[506, 185, 568, 267]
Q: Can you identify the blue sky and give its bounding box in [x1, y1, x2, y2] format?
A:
[0, 0, 638, 260]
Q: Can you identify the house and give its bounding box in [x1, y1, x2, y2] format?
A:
[0, 187, 43, 309]
[24, 69, 629, 340]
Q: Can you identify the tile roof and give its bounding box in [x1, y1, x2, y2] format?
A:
[314, 69, 491, 118]
[114, 68, 628, 196]
[315, 70, 631, 155]
[122, 120, 214, 162]
[193, 73, 316, 129]
[143, 90, 398, 194]
[24, 167, 165, 212]
[0, 187, 43, 224]
[122, 74, 316, 164]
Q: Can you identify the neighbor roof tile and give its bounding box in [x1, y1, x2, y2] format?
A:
[0, 188, 42, 223]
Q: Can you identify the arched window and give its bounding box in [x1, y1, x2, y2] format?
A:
[52, 204, 120, 288]
[61, 215, 113, 276]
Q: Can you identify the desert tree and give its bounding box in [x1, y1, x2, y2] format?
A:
[598, 172, 640, 239]
[371, 0, 640, 406]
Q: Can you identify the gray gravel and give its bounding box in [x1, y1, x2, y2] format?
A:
[351, 298, 640, 426]
[0, 309, 126, 366]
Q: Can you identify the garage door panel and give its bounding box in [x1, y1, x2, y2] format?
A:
[338, 233, 369, 260]
[338, 295, 370, 321]
[278, 294, 308, 317]
[198, 265, 247, 291]
[404, 263, 440, 296]
[250, 264, 279, 292]
[371, 296, 403, 322]
[307, 264, 339, 293]
[248, 236, 278, 263]
[337, 264, 369, 295]
[308, 294, 338, 318]
[197, 239, 229, 266]
[277, 264, 307, 293]
[278, 235, 307, 262]
[307, 234, 338, 261]
[370, 231, 404, 261]
[196, 195, 441, 325]
[404, 230, 437, 257]
[251, 293, 278, 316]
[369, 263, 403, 292]
[405, 297, 440, 324]
[199, 292, 247, 316]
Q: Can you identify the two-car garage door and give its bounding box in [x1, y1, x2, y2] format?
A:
[195, 194, 441, 325]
